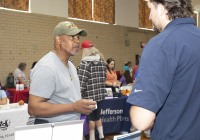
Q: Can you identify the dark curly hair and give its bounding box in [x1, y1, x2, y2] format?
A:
[150, 0, 194, 20]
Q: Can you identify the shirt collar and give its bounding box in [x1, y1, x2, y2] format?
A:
[164, 17, 195, 31]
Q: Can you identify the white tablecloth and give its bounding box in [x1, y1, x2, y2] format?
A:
[0, 104, 29, 140]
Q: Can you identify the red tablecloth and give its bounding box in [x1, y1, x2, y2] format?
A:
[6, 88, 29, 103]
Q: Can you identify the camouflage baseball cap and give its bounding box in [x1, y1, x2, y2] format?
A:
[53, 21, 87, 37]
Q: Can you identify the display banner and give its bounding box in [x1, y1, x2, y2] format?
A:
[99, 97, 132, 134]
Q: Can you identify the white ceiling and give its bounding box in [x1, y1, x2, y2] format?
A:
[193, 0, 200, 12]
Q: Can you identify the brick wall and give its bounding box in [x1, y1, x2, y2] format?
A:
[0, 9, 156, 86]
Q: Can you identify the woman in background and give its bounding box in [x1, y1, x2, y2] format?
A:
[30, 61, 38, 75]
[29, 61, 38, 83]
[105, 58, 121, 91]
[127, 61, 133, 77]
[5, 72, 15, 88]
[120, 70, 133, 86]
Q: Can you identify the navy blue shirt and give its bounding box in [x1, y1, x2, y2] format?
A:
[127, 18, 200, 140]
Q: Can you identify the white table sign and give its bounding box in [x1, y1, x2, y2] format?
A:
[0, 104, 29, 140]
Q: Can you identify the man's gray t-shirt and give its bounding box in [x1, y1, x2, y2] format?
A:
[30, 51, 81, 123]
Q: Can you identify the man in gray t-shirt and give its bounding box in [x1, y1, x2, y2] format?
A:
[28, 21, 96, 124]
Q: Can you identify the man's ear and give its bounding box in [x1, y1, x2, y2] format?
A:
[55, 36, 61, 44]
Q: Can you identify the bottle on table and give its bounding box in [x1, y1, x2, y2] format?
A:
[16, 82, 20, 91]
[19, 83, 24, 90]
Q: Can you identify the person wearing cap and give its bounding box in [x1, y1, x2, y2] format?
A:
[77, 40, 106, 140]
[28, 21, 97, 124]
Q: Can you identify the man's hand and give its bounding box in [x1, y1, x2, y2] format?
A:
[72, 99, 97, 114]
[28, 95, 97, 117]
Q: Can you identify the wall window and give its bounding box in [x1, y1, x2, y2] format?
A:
[0, 0, 29, 11]
[139, 0, 152, 29]
[93, 0, 115, 24]
[68, 0, 92, 20]
[68, 0, 115, 24]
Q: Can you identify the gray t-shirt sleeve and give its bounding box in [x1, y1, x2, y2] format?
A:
[30, 65, 55, 99]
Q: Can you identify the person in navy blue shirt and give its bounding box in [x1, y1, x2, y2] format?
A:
[127, 0, 200, 140]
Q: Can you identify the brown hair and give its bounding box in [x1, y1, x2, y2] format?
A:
[106, 58, 115, 74]
[150, 0, 194, 20]
[124, 70, 133, 84]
